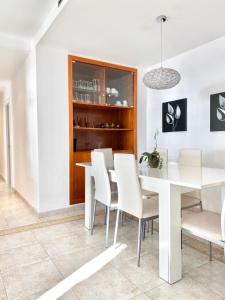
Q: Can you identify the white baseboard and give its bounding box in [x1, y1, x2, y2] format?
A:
[38, 203, 85, 218]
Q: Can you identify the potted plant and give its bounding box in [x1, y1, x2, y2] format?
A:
[139, 130, 163, 169]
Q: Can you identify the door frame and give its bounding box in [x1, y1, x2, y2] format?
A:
[5, 102, 12, 186]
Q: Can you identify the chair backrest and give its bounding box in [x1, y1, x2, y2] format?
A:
[91, 151, 111, 206]
[157, 148, 168, 166]
[221, 198, 225, 242]
[178, 149, 202, 167]
[94, 148, 114, 170]
[114, 154, 143, 219]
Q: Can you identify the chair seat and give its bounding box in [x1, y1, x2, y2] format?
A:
[142, 190, 157, 199]
[182, 211, 223, 244]
[142, 196, 159, 219]
[181, 194, 201, 209]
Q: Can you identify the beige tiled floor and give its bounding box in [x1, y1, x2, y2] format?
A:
[0, 214, 223, 299]
[0, 180, 225, 299]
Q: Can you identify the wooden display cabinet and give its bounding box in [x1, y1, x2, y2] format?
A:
[68, 55, 137, 204]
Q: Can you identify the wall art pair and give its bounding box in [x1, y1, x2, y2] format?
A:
[162, 93, 225, 132]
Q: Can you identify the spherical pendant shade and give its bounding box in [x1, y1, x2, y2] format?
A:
[143, 67, 181, 90]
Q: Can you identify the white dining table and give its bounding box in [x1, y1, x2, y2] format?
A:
[77, 161, 225, 284]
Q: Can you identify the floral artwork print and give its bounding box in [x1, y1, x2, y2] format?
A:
[217, 95, 225, 121]
[162, 99, 187, 132]
[210, 92, 225, 131]
[166, 103, 181, 131]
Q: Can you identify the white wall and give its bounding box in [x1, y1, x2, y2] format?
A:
[36, 45, 69, 212]
[137, 68, 148, 155]
[11, 50, 39, 210]
[0, 98, 6, 180]
[147, 36, 225, 212]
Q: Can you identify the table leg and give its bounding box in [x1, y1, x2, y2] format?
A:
[85, 167, 95, 230]
[159, 183, 182, 284]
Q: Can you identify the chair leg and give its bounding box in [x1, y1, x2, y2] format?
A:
[120, 211, 124, 226]
[142, 221, 146, 240]
[209, 241, 212, 261]
[147, 221, 150, 233]
[104, 206, 107, 225]
[137, 219, 142, 267]
[91, 199, 97, 235]
[151, 219, 154, 235]
[200, 200, 203, 212]
[113, 209, 120, 245]
[181, 230, 183, 249]
[105, 206, 110, 248]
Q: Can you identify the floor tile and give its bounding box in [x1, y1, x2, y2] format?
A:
[33, 221, 84, 243]
[2, 259, 62, 299]
[1, 266, 29, 300]
[0, 243, 48, 272]
[51, 246, 104, 277]
[182, 245, 209, 273]
[0, 274, 7, 300]
[146, 277, 223, 300]
[73, 266, 141, 300]
[115, 253, 164, 292]
[129, 293, 152, 300]
[6, 213, 39, 228]
[187, 260, 225, 298]
[0, 231, 36, 254]
[29, 286, 79, 300]
[0, 217, 8, 231]
[41, 233, 92, 258]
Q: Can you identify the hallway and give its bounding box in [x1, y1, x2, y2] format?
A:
[0, 178, 37, 230]
[0, 178, 85, 233]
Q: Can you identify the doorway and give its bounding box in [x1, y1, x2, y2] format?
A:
[5, 102, 11, 186]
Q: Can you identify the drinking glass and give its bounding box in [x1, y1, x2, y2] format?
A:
[78, 80, 82, 89]
[85, 94, 91, 103]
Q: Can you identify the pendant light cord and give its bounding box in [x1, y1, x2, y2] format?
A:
[160, 19, 163, 68]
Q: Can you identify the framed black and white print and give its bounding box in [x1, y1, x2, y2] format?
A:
[162, 98, 187, 132]
[210, 92, 225, 131]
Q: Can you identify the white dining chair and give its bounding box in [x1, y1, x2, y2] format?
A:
[113, 154, 159, 266]
[182, 199, 225, 260]
[91, 151, 118, 247]
[142, 148, 168, 234]
[158, 148, 168, 166]
[178, 149, 203, 211]
[94, 148, 116, 223]
[94, 148, 114, 170]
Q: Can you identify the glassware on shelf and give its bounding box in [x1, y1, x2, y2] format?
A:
[74, 91, 78, 100]
[93, 79, 98, 91]
[87, 82, 92, 91]
[74, 78, 101, 93]
[73, 80, 78, 89]
[78, 80, 82, 89]
[85, 94, 91, 103]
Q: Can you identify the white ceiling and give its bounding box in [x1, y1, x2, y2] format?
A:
[0, 0, 56, 39]
[0, 0, 56, 81]
[39, 0, 225, 67]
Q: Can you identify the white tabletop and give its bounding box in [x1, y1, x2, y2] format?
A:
[77, 162, 225, 190]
